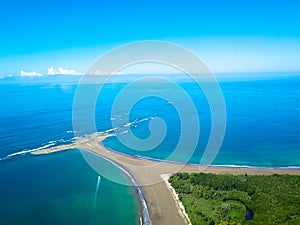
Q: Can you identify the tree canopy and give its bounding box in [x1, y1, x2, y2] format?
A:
[169, 173, 300, 225]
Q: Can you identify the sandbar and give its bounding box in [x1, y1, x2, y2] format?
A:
[31, 134, 300, 225]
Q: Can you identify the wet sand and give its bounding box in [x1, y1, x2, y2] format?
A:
[31, 134, 300, 225]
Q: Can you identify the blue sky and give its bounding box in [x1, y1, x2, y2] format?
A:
[0, 0, 300, 75]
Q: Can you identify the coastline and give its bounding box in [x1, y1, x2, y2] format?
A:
[83, 150, 152, 225]
[23, 134, 300, 225]
[22, 133, 299, 171]
[30, 134, 152, 225]
[161, 174, 192, 225]
[3, 140, 299, 225]
[100, 143, 300, 171]
[76, 145, 300, 225]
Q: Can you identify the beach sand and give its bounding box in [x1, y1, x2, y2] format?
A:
[31, 135, 300, 225]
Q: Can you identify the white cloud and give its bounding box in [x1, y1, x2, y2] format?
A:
[20, 70, 42, 77]
[18, 67, 83, 77]
[47, 66, 57, 75]
[47, 66, 83, 75]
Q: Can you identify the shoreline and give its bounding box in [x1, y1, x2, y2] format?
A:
[4, 134, 298, 225]
[6, 144, 300, 171]
[82, 150, 152, 225]
[6, 132, 296, 170]
[26, 136, 300, 225]
[100, 143, 300, 171]
[161, 174, 192, 225]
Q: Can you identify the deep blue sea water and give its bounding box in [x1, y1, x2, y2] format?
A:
[0, 73, 300, 224]
[100, 74, 300, 167]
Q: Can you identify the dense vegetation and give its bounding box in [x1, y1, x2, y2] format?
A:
[169, 173, 300, 225]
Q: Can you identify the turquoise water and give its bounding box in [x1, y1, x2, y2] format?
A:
[0, 73, 300, 224]
[0, 150, 139, 225]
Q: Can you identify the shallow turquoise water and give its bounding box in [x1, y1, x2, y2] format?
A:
[0, 150, 139, 225]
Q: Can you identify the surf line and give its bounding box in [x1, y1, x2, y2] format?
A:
[84, 150, 152, 225]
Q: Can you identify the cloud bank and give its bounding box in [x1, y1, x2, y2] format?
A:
[19, 67, 83, 77]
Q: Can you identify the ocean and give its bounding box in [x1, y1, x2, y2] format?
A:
[0, 73, 299, 224]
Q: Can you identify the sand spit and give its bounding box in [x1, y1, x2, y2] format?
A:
[31, 133, 300, 225]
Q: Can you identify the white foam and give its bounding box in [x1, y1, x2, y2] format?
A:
[6, 143, 56, 158]
[279, 166, 300, 170]
[93, 175, 102, 210]
[139, 117, 150, 123]
[3, 139, 70, 159]
[123, 122, 135, 127]
[212, 164, 252, 168]
[104, 128, 118, 133]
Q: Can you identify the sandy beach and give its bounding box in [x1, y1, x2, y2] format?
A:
[31, 134, 300, 225]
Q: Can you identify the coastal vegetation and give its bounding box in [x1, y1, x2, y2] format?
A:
[169, 173, 300, 225]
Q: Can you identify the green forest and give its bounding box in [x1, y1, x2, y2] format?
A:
[169, 173, 300, 225]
